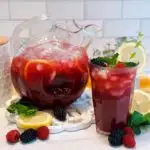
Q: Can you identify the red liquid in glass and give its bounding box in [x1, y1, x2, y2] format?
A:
[90, 65, 136, 133]
[11, 40, 89, 108]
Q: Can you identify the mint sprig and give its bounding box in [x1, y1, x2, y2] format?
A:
[128, 111, 150, 135]
[135, 32, 144, 48]
[7, 101, 37, 117]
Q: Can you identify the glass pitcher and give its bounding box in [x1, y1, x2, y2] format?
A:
[10, 15, 100, 108]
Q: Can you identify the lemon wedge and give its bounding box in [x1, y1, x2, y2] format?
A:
[117, 42, 146, 74]
[16, 111, 52, 129]
[131, 89, 150, 114]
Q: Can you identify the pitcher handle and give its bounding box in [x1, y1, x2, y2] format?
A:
[10, 14, 50, 57]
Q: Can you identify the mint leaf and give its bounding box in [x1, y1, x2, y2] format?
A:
[135, 41, 142, 48]
[130, 52, 136, 59]
[132, 126, 141, 135]
[16, 104, 29, 115]
[130, 111, 145, 126]
[135, 32, 144, 48]
[124, 62, 139, 67]
[7, 101, 37, 117]
[144, 113, 150, 124]
[21, 109, 37, 117]
[111, 53, 119, 66]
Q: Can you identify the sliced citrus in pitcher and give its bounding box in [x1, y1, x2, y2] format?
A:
[24, 59, 56, 88]
[16, 111, 52, 129]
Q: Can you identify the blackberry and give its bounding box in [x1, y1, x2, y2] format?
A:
[91, 58, 108, 67]
[110, 129, 125, 138]
[108, 135, 123, 146]
[108, 129, 124, 147]
[53, 107, 66, 121]
[20, 129, 37, 144]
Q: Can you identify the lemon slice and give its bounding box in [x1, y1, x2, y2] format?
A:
[117, 42, 146, 74]
[131, 89, 150, 114]
[16, 111, 52, 129]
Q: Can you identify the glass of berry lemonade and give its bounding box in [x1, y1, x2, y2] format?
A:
[90, 54, 138, 134]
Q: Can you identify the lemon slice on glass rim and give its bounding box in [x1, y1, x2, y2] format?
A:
[16, 111, 53, 130]
[117, 41, 146, 74]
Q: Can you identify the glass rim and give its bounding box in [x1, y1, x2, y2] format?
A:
[89, 62, 138, 71]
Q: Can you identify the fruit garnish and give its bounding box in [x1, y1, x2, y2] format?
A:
[37, 126, 49, 140]
[124, 127, 135, 137]
[6, 130, 20, 144]
[117, 32, 146, 73]
[16, 111, 52, 130]
[123, 134, 136, 148]
[7, 101, 37, 117]
[53, 107, 67, 121]
[131, 89, 150, 115]
[115, 62, 126, 68]
[91, 53, 138, 69]
[108, 129, 124, 146]
[20, 129, 37, 144]
[24, 59, 56, 87]
[91, 53, 119, 67]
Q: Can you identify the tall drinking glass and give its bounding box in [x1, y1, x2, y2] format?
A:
[90, 63, 137, 134]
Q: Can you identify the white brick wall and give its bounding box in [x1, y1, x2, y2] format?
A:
[0, 0, 150, 59]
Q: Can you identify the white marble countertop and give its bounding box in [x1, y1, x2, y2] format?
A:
[1, 108, 150, 150]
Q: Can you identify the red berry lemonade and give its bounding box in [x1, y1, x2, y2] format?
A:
[90, 61, 137, 134]
[11, 40, 89, 108]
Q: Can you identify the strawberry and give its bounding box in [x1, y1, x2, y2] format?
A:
[37, 126, 49, 140]
[123, 134, 136, 148]
[124, 127, 135, 137]
[6, 130, 20, 144]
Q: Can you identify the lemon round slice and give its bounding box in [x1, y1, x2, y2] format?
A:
[131, 89, 150, 114]
[117, 42, 146, 74]
[16, 111, 52, 129]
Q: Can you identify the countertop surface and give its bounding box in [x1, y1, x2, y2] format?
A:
[1, 108, 150, 150]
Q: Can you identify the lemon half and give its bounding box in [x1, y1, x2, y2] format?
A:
[131, 89, 150, 114]
[117, 42, 146, 74]
[16, 111, 52, 130]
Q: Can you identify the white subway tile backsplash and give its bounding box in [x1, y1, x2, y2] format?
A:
[123, 0, 150, 19]
[141, 20, 150, 36]
[85, 1, 122, 19]
[0, 0, 9, 19]
[0, 21, 21, 37]
[104, 20, 140, 37]
[142, 38, 150, 55]
[9, 1, 46, 19]
[47, 1, 84, 19]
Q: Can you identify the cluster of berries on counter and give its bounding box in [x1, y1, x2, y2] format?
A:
[6, 126, 49, 144]
[108, 127, 137, 148]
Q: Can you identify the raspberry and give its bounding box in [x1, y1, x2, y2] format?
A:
[20, 129, 37, 144]
[115, 62, 125, 68]
[123, 134, 136, 148]
[124, 127, 135, 137]
[37, 126, 49, 140]
[6, 130, 20, 144]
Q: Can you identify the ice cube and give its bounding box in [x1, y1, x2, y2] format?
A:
[129, 74, 135, 80]
[122, 80, 132, 87]
[110, 76, 119, 81]
[105, 82, 112, 90]
[110, 89, 125, 96]
[97, 70, 108, 79]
